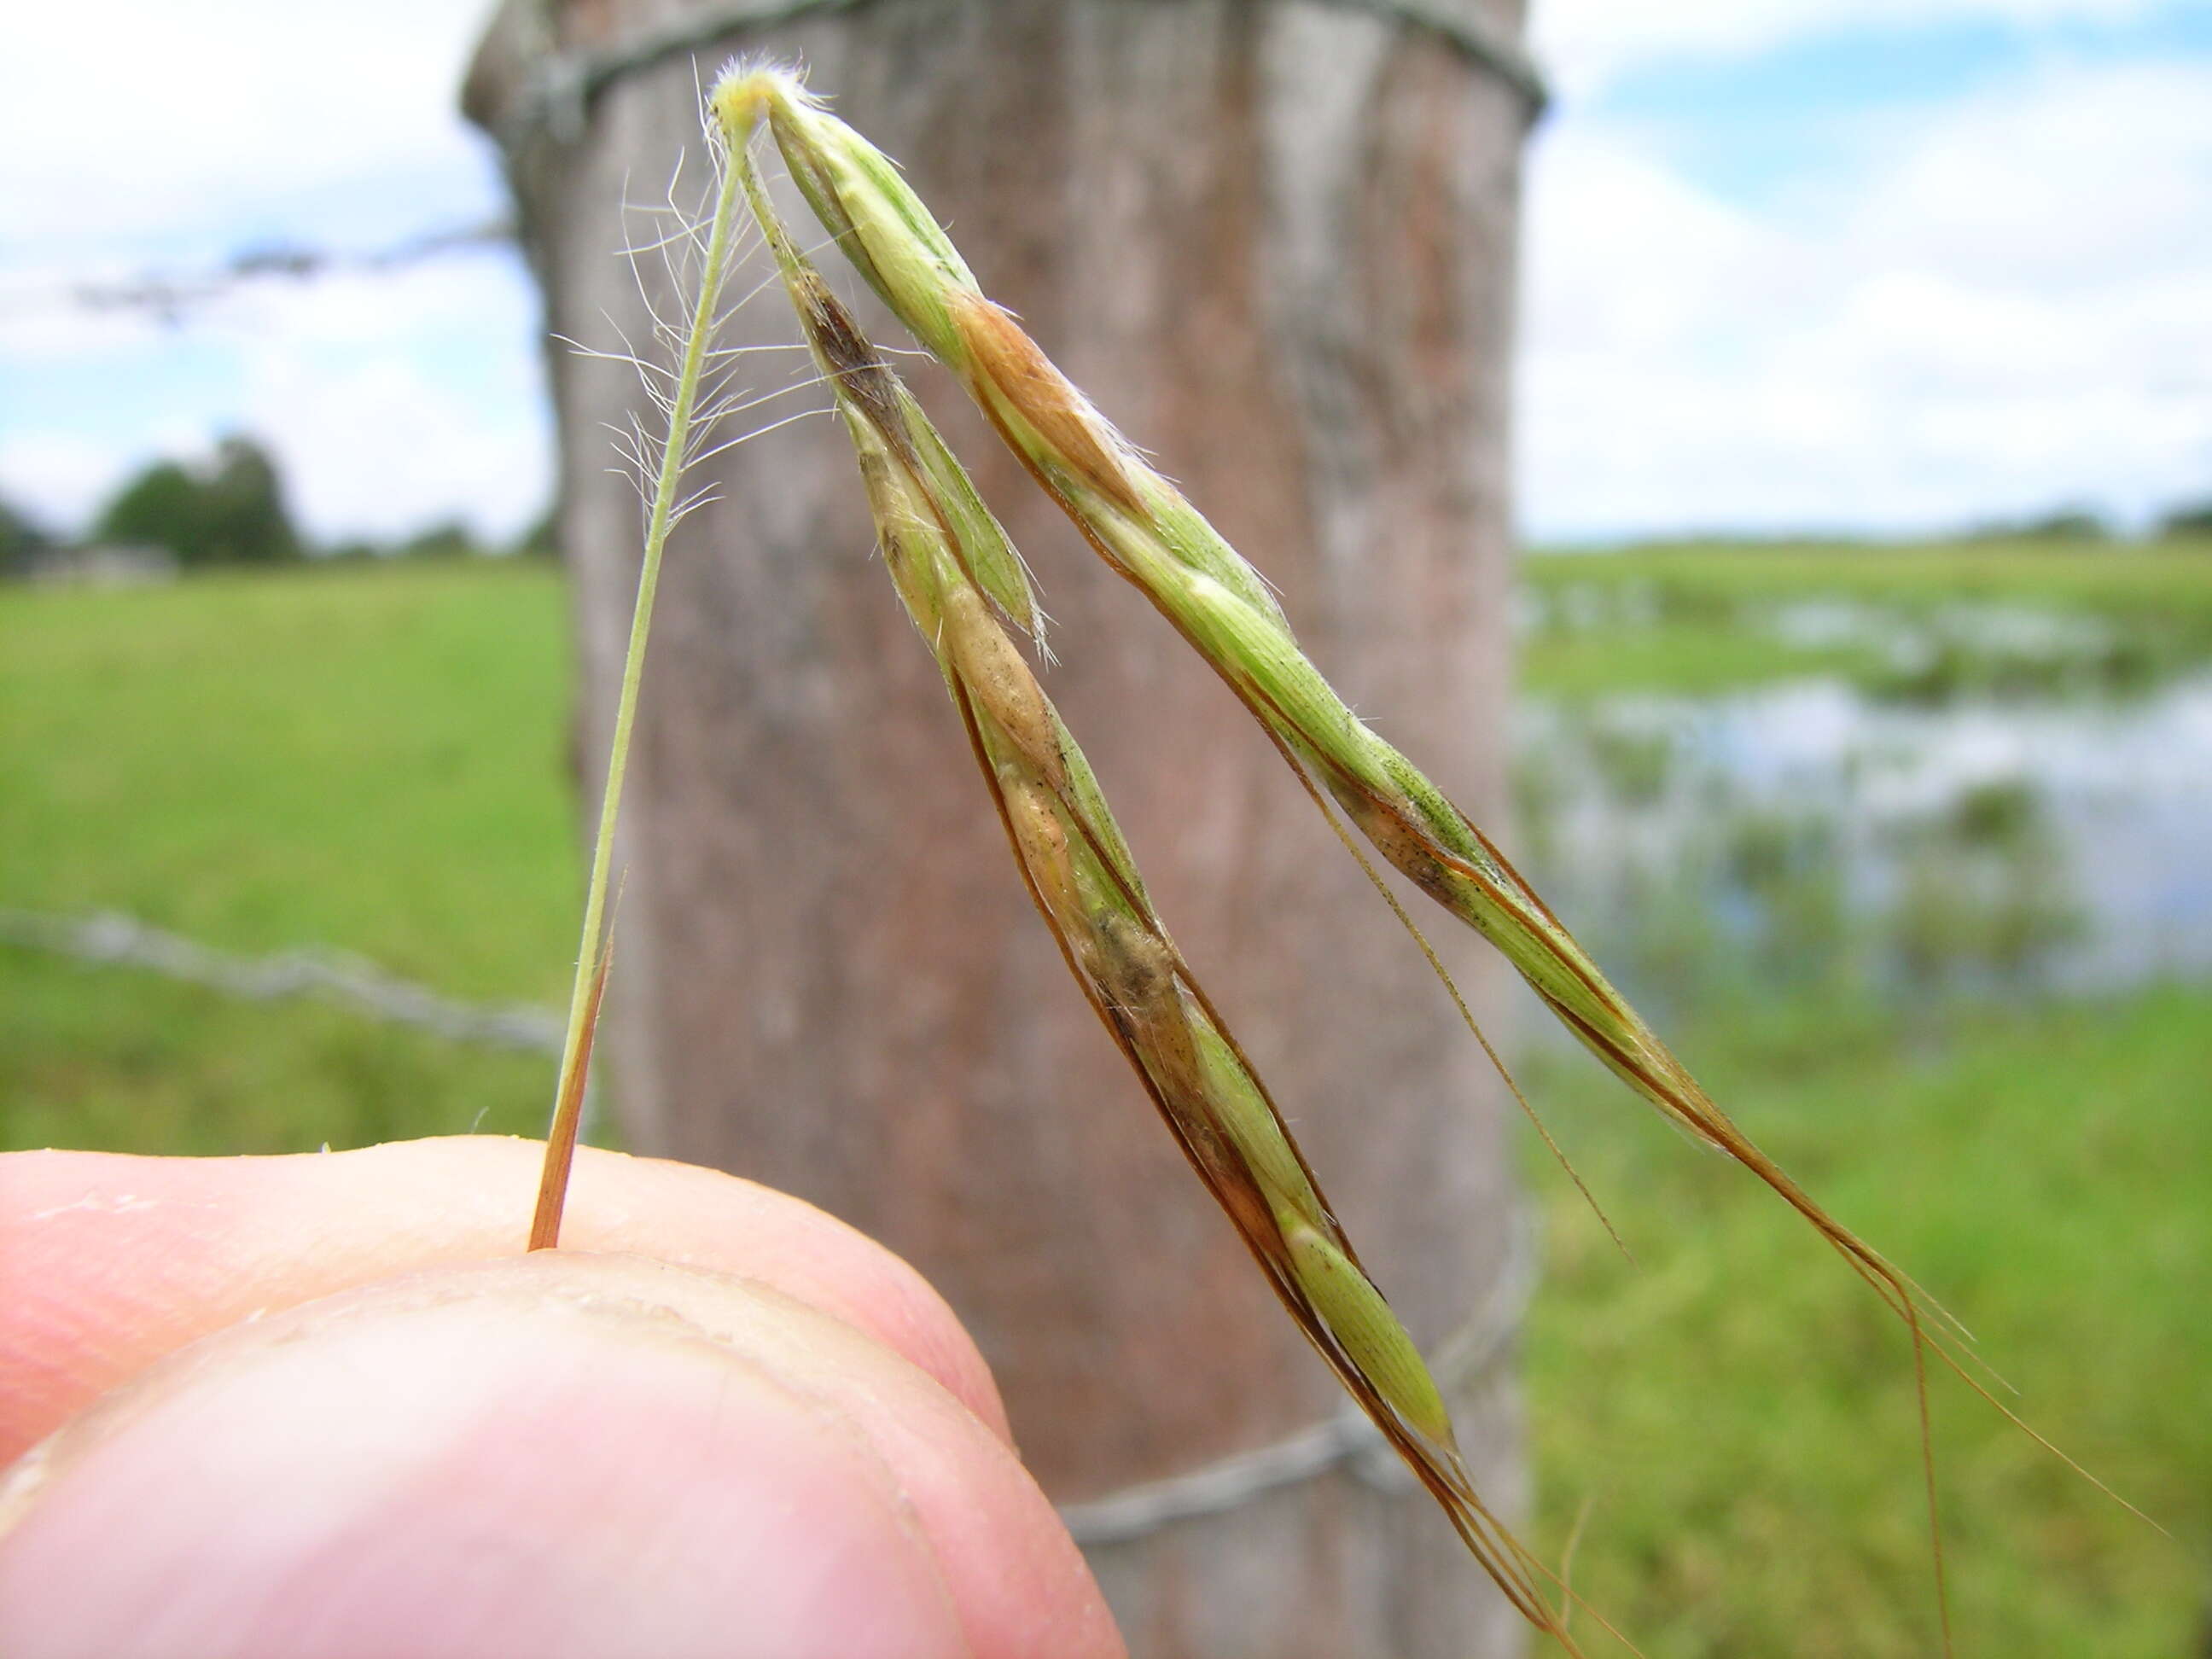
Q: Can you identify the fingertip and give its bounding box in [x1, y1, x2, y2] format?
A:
[0, 1255, 1120, 1659]
[0, 1138, 1010, 1457]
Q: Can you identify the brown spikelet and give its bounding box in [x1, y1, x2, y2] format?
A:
[940, 585, 1068, 792]
[949, 290, 1146, 515]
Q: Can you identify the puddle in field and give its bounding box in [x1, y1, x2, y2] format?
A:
[1510, 671, 2212, 1013]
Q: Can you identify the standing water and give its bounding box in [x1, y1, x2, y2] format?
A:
[1511, 667, 2212, 1018]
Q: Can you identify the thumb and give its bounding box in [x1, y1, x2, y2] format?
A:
[0, 1254, 1117, 1659]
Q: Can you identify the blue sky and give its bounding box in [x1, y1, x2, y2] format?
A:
[2, 0, 2207, 544]
[1523, 0, 2212, 538]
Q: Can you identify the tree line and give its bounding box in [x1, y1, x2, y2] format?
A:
[1, 434, 553, 575]
[3, 434, 2210, 579]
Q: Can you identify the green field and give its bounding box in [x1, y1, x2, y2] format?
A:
[1, 563, 571, 1152]
[1521, 538, 2212, 699]
[3, 548, 2206, 1652]
[1523, 987, 2209, 1655]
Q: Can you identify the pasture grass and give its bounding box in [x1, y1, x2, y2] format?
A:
[1522, 624, 1870, 701]
[2, 947, 546, 1155]
[1524, 983, 2211, 1656]
[1531, 537, 2212, 608]
[0, 560, 575, 1002]
[1522, 538, 2212, 698]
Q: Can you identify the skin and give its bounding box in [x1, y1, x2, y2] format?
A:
[0, 1138, 1126, 1659]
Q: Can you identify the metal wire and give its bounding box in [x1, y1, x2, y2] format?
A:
[0, 908, 563, 1055]
[1062, 1208, 1536, 1545]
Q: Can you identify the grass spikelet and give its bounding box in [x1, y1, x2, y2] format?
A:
[730, 60, 2164, 1643]
[717, 68, 1602, 1651]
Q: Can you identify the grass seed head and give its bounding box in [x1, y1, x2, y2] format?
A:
[742, 67, 1953, 1355]
[732, 72, 2168, 1650]
[728, 124, 1588, 1649]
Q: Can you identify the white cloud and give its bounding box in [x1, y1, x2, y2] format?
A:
[1533, 0, 2174, 97]
[1, 1, 502, 252]
[0, 265, 180, 363]
[1519, 56, 2212, 539]
[243, 348, 551, 544]
[1849, 61, 2212, 290]
[230, 259, 554, 541]
[0, 433, 148, 533]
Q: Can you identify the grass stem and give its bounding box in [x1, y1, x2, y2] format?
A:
[529, 119, 750, 1252]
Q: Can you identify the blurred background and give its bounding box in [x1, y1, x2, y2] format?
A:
[3, 1, 2208, 1654]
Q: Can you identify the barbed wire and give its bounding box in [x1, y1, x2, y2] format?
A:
[4, 217, 515, 329]
[1061, 1208, 1535, 1545]
[3, 902, 1533, 1546]
[0, 907, 562, 1053]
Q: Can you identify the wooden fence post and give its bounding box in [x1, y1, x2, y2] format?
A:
[468, 3, 1540, 1650]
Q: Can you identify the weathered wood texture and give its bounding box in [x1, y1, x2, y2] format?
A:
[470, 3, 1533, 1651]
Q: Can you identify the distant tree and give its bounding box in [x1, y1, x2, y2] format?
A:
[0, 492, 54, 574]
[2019, 508, 2110, 542]
[199, 436, 300, 564]
[93, 434, 301, 567]
[93, 461, 195, 552]
[511, 504, 560, 561]
[2159, 497, 2212, 540]
[394, 519, 479, 560]
[1963, 504, 2110, 544]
